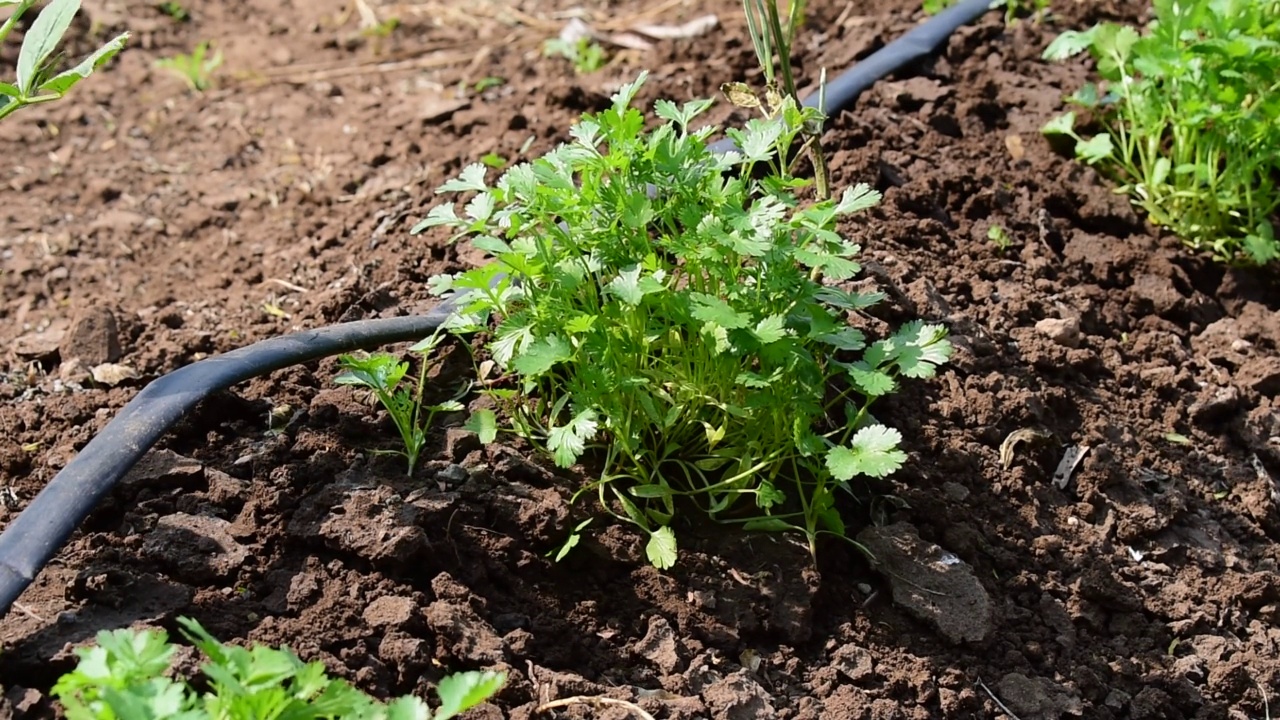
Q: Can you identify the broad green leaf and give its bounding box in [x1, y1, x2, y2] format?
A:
[546, 408, 597, 467]
[752, 314, 789, 344]
[37, 30, 129, 96]
[411, 203, 462, 234]
[609, 70, 649, 114]
[433, 670, 507, 720]
[816, 327, 866, 351]
[1075, 134, 1114, 164]
[606, 265, 645, 306]
[510, 335, 571, 376]
[464, 409, 498, 444]
[847, 364, 895, 397]
[825, 425, 906, 480]
[334, 354, 407, 392]
[17, 0, 79, 94]
[1042, 28, 1096, 61]
[564, 314, 597, 334]
[464, 191, 495, 222]
[436, 163, 488, 193]
[629, 484, 673, 499]
[834, 183, 881, 215]
[384, 696, 433, 720]
[690, 293, 750, 329]
[1040, 112, 1077, 137]
[646, 526, 677, 569]
[741, 517, 795, 532]
[0, 83, 19, 98]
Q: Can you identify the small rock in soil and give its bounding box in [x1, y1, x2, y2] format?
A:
[424, 600, 504, 664]
[856, 522, 992, 644]
[1035, 316, 1082, 349]
[995, 672, 1084, 719]
[702, 672, 775, 720]
[1189, 385, 1242, 426]
[363, 595, 419, 630]
[831, 643, 875, 682]
[13, 321, 68, 360]
[633, 615, 682, 674]
[1236, 356, 1280, 396]
[141, 513, 250, 582]
[121, 449, 204, 489]
[59, 306, 121, 367]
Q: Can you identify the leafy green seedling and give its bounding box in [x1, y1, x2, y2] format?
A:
[0, 0, 129, 122]
[156, 1, 190, 22]
[473, 76, 503, 92]
[155, 40, 222, 92]
[542, 37, 606, 74]
[52, 616, 506, 719]
[480, 152, 507, 169]
[1042, 0, 1280, 265]
[415, 73, 950, 568]
[335, 333, 464, 476]
[987, 224, 1012, 252]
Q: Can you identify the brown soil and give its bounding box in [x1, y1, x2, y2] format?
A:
[3, 0, 1279, 718]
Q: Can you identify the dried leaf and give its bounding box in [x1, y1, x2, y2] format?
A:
[632, 14, 719, 40]
[91, 362, 139, 386]
[721, 81, 759, 109]
[602, 32, 653, 51]
[1004, 134, 1025, 160]
[999, 427, 1051, 469]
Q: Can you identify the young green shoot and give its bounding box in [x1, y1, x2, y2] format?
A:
[543, 37, 606, 74]
[414, 73, 950, 568]
[335, 333, 464, 476]
[0, 0, 129, 122]
[155, 40, 223, 92]
[52, 617, 506, 720]
[156, 1, 190, 22]
[987, 224, 1012, 252]
[730, 0, 832, 200]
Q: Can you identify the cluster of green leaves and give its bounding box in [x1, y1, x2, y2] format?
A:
[1042, 0, 1280, 265]
[414, 72, 950, 568]
[52, 617, 506, 720]
[155, 40, 222, 92]
[0, 0, 129, 121]
[336, 333, 466, 476]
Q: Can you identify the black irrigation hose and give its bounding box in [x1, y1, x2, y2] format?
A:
[0, 0, 993, 616]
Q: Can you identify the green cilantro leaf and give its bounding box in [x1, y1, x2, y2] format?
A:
[464, 409, 498, 444]
[436, 163, 488, 193]
[825, 425, 907, 480]
[511, 335, 573, 377]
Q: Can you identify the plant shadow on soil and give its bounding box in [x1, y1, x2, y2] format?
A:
[3, 0, 1280, 718]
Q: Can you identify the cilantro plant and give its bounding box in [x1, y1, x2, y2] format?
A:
[52, 617, 506, 719]
[414, 72, 950, 568]
[335, 333, 464, 476]
[0, 0, 129, 121]
[1042, 0, 1280, 265]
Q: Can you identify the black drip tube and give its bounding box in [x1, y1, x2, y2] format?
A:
[0, 0, 992, 616]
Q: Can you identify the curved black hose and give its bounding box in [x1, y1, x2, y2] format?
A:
[0, 303, 461, 613]
[0, 0, 994, 616]
[708, 0, 993, 154]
